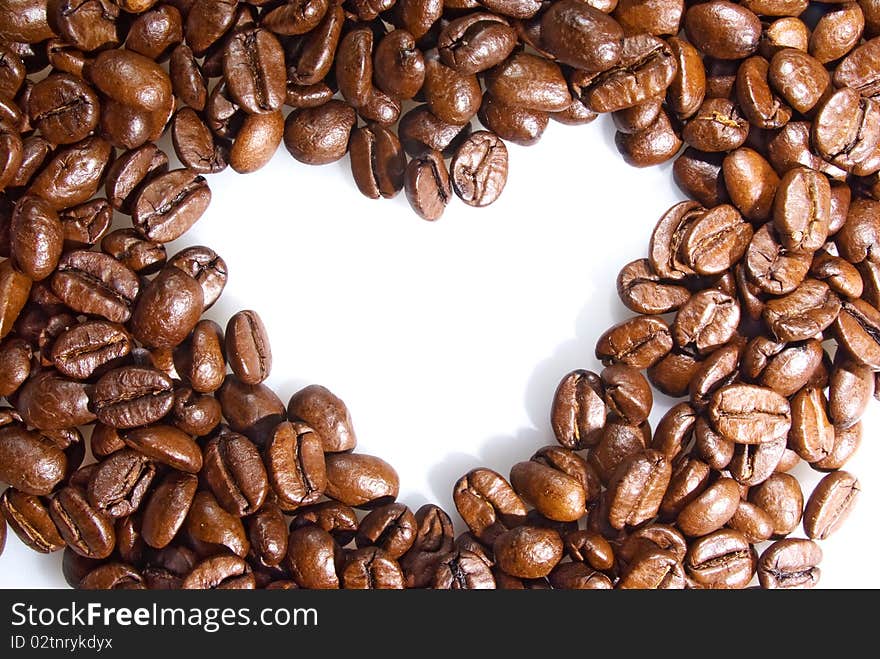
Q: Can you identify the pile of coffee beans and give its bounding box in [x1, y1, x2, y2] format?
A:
[1, 0, 879, 588]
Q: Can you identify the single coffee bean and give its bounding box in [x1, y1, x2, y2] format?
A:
[454, 468, 527, 543]
[104, 143, 169, 215]
[229, 110, 283, 174]
[449, 130, 508, 208]
[324, 453, 399, 509]
[0, 425, 67, 495]
[590, 421, 649, 484]
[182, 554, 254, 590]
[493, 526, 562, 579]
[685, 529, 756, 589]
[722, 148, 779, 221]
[829, 358, 874, 429]
[92, 367, 174, 429]
[758, 538, 821, 589]
[673, 290, 740, 355]
[478, 93, 548, 146]
[49, 487, 115, 559]
[617, 258, 691, 315]
[607, 450, 671, 529]
[283, 100, 356, 165]
[223, 27, 286, 115]
[438, 13, 516, 75]
[742, 336, 823, 397]
[169, 44, 207, 111]
[763, 279, 841, 343]
[185, 490, 249, 557]
[100, 229, 166, 277]
[595, 315, 673, 369]
[811, 250, 864, 300]
[676, 477, 740, 537]
[667, 37, 706, 121]
[660, 457, 711, 519]
[0, 337, 31, 397]
[132, 169, 211, 244]
[540, 1, 622, 71]
[86, 449, 155, 519]
[202, 431, 269, 517]
[618, 548, 686, 589]
[803, 471, 860, 540]
[349, 124, 406, 200]
[171, 108, 227, 174]
[615, 109, 682, 167]
[16, 371, 95, 431]
[266, 420, 326, 510]
[80, 563, 145, 591]
[286, 525, 340, 589]
[685, 2, 761, 60]
[225, 309, 271, 385]
[218, 376, 286, 446]
[166, 246, 227, 311]
[618, 523, 687, 566]
[169, 386, 222, 438]
[550, 370, 606, 450]
[773, 167, 831, 253]
[769, 49, 831, 115]
[343, 547, 406, 589]
[247, 501, 288, 567]
[833, 298, 880, 369]
[286, 384, 355, 453]
[28, 72, 99, 146]
[564, 530, 614, 571]
[141, 471, 197, 549]
[405, 149, 452, 221]
[749, 472, 804, 537]
[285, 5, 344, 87]
[261, 0, 329, 36]
[125, 4, 182, 61]
[789, 387, 835, 462]
[601, 363, 652, 425]
[130, 266, 204, 349]
[355, 503, 417, 559]
[708, 383, 791, 445]
[9, 195, 62, 283]
[728, 499, 775, 543]
[173, 319, 225, 394]
[679, 204, 752, 276]
[729, 436, 787, 486]
[813, 421, 862, 471]
[28, 136, 112, 211]
[814, 88, 880, 171]
[510, 460, 586, 523]
[744, 224, 811, 296]
[0, 489, 65, 553]
[123, 425, 202, 474]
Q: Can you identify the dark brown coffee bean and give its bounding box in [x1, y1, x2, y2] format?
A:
[355, 503, 417, 559]
[123, 424, 202, 474]
[28, 72, 99, 145]
[575, 34, 676, 113]
[540, 1, 622, 71]
[829, 358, 874, 429]
[286, 525, 339, 589]
[0, 425, 66, 495]
[286, 4, 344, 86]
[834, 298, 880, 369]
[51, 320, 131, 381]
[201, 431, 267, 517]
[758, 538, 821, 589]
[266, 420, 326, 510]
[486, 52, 570, 113]
[685, 529, 756, 589]
[722, 148, 779, 222]
[173, 320, 225, 394]
[104, 143, 168, 215]
[449, 130, 508, 208]
[811, 251, 864, 300]
[685, 2, 761, 60]
[341, 546, 405, 589]
[676, 477, 740, 537]
[438, 13, 515, 76]
[510, 460, 586, 523]
[100, 229, 166, 276]
[283, 100, 355, 165]
[742, 336, 823, 397]
[405, 149, 451, 221]
[607, 450, 671, 529]
[349, 124, 405, 200]
[773, 167, 831, 253]
[218, 376, 286, 447]
[0, 489, 65, 553]
[749, 472, 803, 537]
[744, 224, 811, 296]
[615, 109, 682, 167]
[0, 337, 31, 397]
[814, 88, 880, 172]
[325, 453, 399, 509]
[92, 367, 173, 429]
[454, 468, 527, 543]
[601, 363, 652, 425]
[550, 369, 606, 450]
[261, 0, 328, 35]
[223, 27, 286, 115]
[478, 92, 548, 146]
[247, 500, 288, 567]
[49, 487, 114, 559]
[764, 279, 841, 343]
[613, 99, 664, 135]
[683, 98, 749, 153]
[667, 37, 706, 121]
[86, 449, 154, 519]
[769, 49, 831, 115]
[617, 548, 685, 589]
[28, 136, 112, 211]
[228, 110, 283, 174]
[171, 108, 227, 174]
[59, 199, 112, 251]
[225, 310, 270, 385]
[9, 195, 63, 283]
[803, 471, 860, 540]
[182, 554, 254, 590]
[16, 371, 95, 431]
[649, 201, 703, 280]
[185, 490, 249, 557]
[132, 169, 211, 244]
[131, 266, 204, 349]
[673, 289, 740, 355]
[493, 526, 562, 579]
[141, 470, 197, 549]
[79, 563, 145, 590]
[708, 383, 791, 445]
[789, 387, 835, 462]
[596, 314, 673, 369]
[617, 258, 691, 315]
[169, 44, 207, 112]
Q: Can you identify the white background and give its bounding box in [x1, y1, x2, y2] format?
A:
[2, 113, 877, 588]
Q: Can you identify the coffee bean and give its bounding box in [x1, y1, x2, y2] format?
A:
[225, 310, 271, 385]
[349, 124, 406, 200]
[16, 371, 95, 431]
[617, 258, 691, 315]
[0, 425, 67, 495]
[685, 529, 756, 589]
[405, 149, 452, 221]
[182, 554, 254, 590]
[618, 548, 685, 589]
[596, 315, 673, 369]
[355, 503, 417, 559]
[343, 547, 406, 589]
[141, 471, 197, 549]
[834, 298, 880, 369]
[324, 453, 399, 509]
[185, 490, 249, 557]
[749, 472, 804, 538]
[454, 468, 527, 543]
[286, 525, 340, 589]
[92, 366, 174, 429]
[708, 383, 791, 445]
[789, 387, 835, 462]
[803, 470, 860, 540]
[266, 420, 326, 510]
[86, 449, 154, 519]
[218, 376, 286, 446]
[607, 450, 671, 529]
[493, 526, 562, 579]
[132, 169, 211, 244]
[758, 538, 821, 589]
[438, 13, 516, 75]
[50, 487, 115, 560]
[173, 319, 225, 394]
[202, 431, 269, 517]
[0, 337, 31, 397]
[123, 425, 202, 474]
[0, 488, 65, 553]
[685, 2, 761, 61]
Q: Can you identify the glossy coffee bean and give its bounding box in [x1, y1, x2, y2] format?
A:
[803, 471, 860, 540]
[325, 453, 399, 510]
[0, 489, 65, 553]
[49, 487, 115, 559]
[266, 421, 326, 510]
[758, 538, 821, 589]
[202, 431, 269, 517]
[92, 366, 174, 429]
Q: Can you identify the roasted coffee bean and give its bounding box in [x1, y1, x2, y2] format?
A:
[286, 384, 355, 453]
[169, 387, 222, 438]
[224, 27, 286, 115]
[174, 320, 225, 394]
[123, 425, 202, 474]
[261, 0, 328, 36]
[575, 34, 676, 113]
[0, 489, 65, 553]
[773, 167, 831, 253]
[618, 523, 687, 566]
[59, 199, 112, 250]
[324, 453, 399, 510]
[286, 525, 339, 589]
[169, 44, 207, 111]
[493, 526, 562, 579]
[803, 471, 860, 540]
[86, 450, 154, 519]
[647, 350, 699, 400]
[789, 387, 835, 463]
[182, 554, 254, 590]
[551, 370, 606, 450]
[607, 450, 671, 529]
[166, 246, 227, 310]
[613, 99, 664, 135]
[829, 358, 874, 429]
[203, 431, 268, 517]
[728, 499, 775, 543]
[673, 290, 740, 355]
[744, 224, 811, 296]
[283, 100, 356, 165]
[101, 229, 166, 276]
[510, 460, 586, 523]
[454, 468, 527, 543]
[763, 279, 841, 343]
[617, 259, 691, 315]
[266, 420, 325, 510]
[685, 2, 761, 61]
[478, 92, 548, 146]
[9, 195, 63, 283]
[618, 548, 685, 589]
[676, 477, 740, 537]
[171, 108, 227, 174]
[141, 471, 197, 549]
[125, 4, 182, 61]
[601, 364, 652, 425]
[682, 98, 749, 153]
[130, 266, 203, 349]
[399, 104, 471, 155]
[438, 13, 515, 76]
[92, 367, 174, 429]
[596, 315, 673, 369]
[761, 16, 810, 58]
[225, 310, 271, 385]
[104, 143, 169, 215]
[615, 109, 682, 167]
[0, 337, 31, 397]
[834, 298, 880, 369]
[404, 149, 451, 221]
[590, 421, 649, 484]
[218, 376, 286, 446]
[248, 501, 288, 567]
[685, 529, 756, 589]
[814, 89, 880, 171]
[667, 37, 706, 121]
[343, 547, 406, 589]
[730, 435, 787, 486]
[355, 503, 417, 559]
[660, 457, 711, 519]
[564, 530, 614, 571]
[185, 490, 249, 557]
[28, 73, 99, 145]
[132, 169, 211, 244]
[0, 425, 67, 495]
[449, 131, 507, 208]
[749, 472, 803, 538]
[285, 4, 344, 86]
[28, 136, 112, 211]
[814, 421, 861, 471]
[291, 501, 359, 547]
[769, 49, 831, 116]
[810, 250, 864, 300]
[49, 487, 114, 560]
[79, 563, 144, 591]
[540, 1, 622, 71]
[708, 383, 791, 445]
[16, 371, 95, 431]
[548, 562, 613, 590]
[742, 337, 823, 397]
[758, 538, 821, 589]
[722, 148, 778, 222]
[349, 124, 406, 200]
[229, 110, 283, 174]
